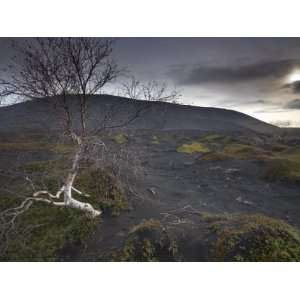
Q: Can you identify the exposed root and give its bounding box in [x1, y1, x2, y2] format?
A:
[1, 184, 101, 231]
[32, 185, 101, 217]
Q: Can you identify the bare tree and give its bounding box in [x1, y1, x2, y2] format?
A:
[118, 75, 181, 129]
[0, 38, 179, 219]
[0, 38, 119, 217]
[120, 75, 181, 103]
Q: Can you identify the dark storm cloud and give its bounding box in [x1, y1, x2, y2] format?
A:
[168, 59, 300, 85]
[283, 80, 300, 93]
[285, 99, 300, 109]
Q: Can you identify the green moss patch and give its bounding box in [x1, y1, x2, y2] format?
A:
[111, 219, 177, 261]
[206, 214, 300, 262]
[113, 133, 128, 144]
[177, 142, 210, 154]
[151, 135, 160, 144]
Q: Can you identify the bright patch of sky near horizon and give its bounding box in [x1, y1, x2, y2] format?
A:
[1, 38, 300, 127]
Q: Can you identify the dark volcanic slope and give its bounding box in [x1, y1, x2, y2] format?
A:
[0, 95, 278, 134]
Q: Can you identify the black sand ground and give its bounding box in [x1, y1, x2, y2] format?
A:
[70, 130, 300, 261]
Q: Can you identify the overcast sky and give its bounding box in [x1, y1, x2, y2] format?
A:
[114, 38, 300, 127]
[1, 38, 300, 127]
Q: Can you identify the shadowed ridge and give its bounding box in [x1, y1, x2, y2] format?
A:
[0, 94, 279, 134]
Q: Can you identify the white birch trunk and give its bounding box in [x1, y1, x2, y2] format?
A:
[62, 142, 101, 217]
[28, 139, 102, 217]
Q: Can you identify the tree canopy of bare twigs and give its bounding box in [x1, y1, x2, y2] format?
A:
[120, 75, 181, 103]
[0, 38, 119, 136]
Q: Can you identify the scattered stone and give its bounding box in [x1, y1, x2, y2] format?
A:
[225, 168, 240, 175]
[236, 196, 254, 206]
[148, 187, 157, 196]
[209, 166, 222, 171]
[142, 160, 149, 166]
[116, 231, 126, 237]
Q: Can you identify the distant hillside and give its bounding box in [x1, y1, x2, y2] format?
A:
[0, 94, 279, 134]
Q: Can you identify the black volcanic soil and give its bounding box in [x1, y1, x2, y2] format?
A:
[1, 128, 300, 261]
[0, 97, 299, 261]
[67, 129, 300, 261]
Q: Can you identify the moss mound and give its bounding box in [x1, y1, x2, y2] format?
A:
[76, 169, 129, 216]
[111, 219, 178, 261]
[222, 143, 265, 159]
[209, 214, 300, 261]
[177, 142, 210, 154]
[263, 146, 300, 183]
[264, 159, 300, 183]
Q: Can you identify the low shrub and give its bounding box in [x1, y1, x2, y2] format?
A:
[111, 219, 177, 261]
[76, 168, 129, 217]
